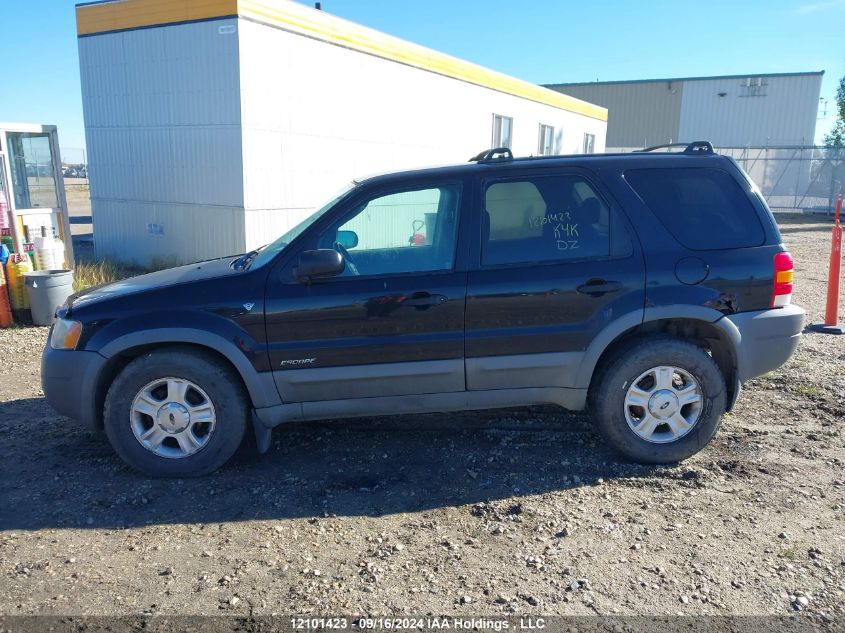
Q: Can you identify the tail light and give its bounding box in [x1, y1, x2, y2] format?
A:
[772, 251, 794, 307]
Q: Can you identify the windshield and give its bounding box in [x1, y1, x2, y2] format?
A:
[248, 183, 356, 269]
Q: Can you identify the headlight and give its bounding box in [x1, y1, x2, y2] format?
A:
[50, 319, 83, 350]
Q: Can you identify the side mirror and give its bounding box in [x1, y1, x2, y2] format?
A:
[295, 249, 345, 282]
[336, 230, 359, 250]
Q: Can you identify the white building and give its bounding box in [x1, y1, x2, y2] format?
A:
[77, 0, 607, 265]
[546, 72, 823, 150]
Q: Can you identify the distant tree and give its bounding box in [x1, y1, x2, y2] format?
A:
[824, 72, 845, 147]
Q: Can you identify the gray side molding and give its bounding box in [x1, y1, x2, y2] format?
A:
[467, 351, 584, 390]
[254, 386, 589, 428]
[273, 359, 464, 402]
[98, 328, 281, 409]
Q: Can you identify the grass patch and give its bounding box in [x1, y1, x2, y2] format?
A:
[795, 383, 823, 398]
[753, 371, 780, 390]
[148, 255, 182, 272]
[72, 260, 146, 292]
[72, 256, 186, 292]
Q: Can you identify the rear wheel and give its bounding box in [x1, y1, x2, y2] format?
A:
[591, 336, 727, 464]
[103, 348, 247, 477]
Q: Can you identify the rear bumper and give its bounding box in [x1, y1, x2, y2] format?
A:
[724, 304, 804, 382]
[41, 342, 106, 431]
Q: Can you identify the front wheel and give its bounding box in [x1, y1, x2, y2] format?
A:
[590, 336, 727, 464]
[103, 348, 247, 477]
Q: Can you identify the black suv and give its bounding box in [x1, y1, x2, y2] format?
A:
[42, 142, 804, 477]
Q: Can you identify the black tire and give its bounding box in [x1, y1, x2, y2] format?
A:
[103, 348, 248, 477]
[590, 336, 727, 464]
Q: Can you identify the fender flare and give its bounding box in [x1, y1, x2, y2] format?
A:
[574, 306, 742, 389]
[643, 305, 741, 350]
[574, 310, 643, 389]
[98, 328, 281, 409]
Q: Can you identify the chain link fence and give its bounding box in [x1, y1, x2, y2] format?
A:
[60, 147, 88, 180]
[54, 143, 845, 212]
[608, 145, 845, 214]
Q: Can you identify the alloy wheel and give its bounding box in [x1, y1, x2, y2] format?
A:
[623, 365, 703, 444]
[129, 377, 216, 458]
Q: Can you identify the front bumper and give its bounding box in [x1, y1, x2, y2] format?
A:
[725, 304, 805, 382]
[41, 341, 107, 431]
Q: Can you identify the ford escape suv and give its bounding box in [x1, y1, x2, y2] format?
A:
[42, 141, 804, 477]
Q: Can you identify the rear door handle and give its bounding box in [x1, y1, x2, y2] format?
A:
[403, 293, 448, 308]
[576, 279, 623, 296]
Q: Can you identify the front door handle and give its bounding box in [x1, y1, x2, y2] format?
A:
[576, 279, 623, 296]
[403, 293, 448, 308]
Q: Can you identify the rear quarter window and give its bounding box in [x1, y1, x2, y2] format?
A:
[624, 167, 765, 250]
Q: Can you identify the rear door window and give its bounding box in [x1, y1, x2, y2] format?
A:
[481, 173, 631, 266]
[624, 167, 764, 250]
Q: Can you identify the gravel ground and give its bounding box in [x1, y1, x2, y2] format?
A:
[0, 214, 843, 620]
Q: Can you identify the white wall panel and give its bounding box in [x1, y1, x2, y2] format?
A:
[93, 199, 245, 265]
[78, 35, 130, 128]
[80, 12, 605, 263]
[549, 81, 684, 148]
[678, 74, 822, 146]
[79, 18, 244, 265]
[237, 19, 606, 248]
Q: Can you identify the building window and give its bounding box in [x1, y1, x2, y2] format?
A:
[538, 124, 555, 156]
[583, 133, 596, 154]
[6, 132, 59, 209]
[739, 77, 767, 97]
[492, 114, 513, 149]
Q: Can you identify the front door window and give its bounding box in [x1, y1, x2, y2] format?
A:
[317, 184, 462, 277]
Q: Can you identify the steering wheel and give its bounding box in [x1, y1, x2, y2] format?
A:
[334, 241, 360, 276]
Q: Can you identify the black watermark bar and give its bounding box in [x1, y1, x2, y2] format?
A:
[0, 616, 840, 633]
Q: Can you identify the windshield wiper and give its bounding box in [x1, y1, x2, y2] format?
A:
[232, 249, 260, 270]
[233, 244, 277, 270]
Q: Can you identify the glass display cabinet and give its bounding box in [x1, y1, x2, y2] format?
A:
[0, 123, 74, 268]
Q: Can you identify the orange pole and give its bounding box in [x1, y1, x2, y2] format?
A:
[823, 193, 842, 327]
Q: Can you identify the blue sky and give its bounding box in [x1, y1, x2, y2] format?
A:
[1, 0, 843, 157]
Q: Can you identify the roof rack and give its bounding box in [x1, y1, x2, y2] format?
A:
[469, 147, 514, 163]
[634, 141, 714, 155]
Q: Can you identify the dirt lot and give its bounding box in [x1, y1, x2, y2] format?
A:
[0, 214, 843, 620]
[65, 181, 91, 236]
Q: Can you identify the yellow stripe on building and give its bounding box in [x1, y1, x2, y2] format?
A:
[76, 0, 608, 121]
[76, 0, 238, 36]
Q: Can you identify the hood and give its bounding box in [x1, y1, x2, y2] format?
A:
[68, 256, 240, 313]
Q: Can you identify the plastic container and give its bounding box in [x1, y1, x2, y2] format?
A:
[34, 227, 65, 271]
[6, 253, 32, 310]
[24, 269, 74, 326]
[0, 264, 13, 328]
